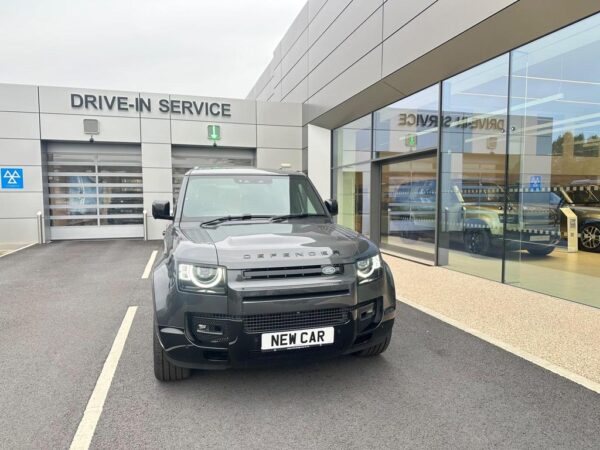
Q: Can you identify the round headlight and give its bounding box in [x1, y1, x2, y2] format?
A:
[357, 259, 372, 271]
[356, 255, 381, 280]
[189, 266, 223, 288]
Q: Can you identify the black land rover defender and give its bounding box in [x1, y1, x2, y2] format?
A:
[151, 168, 396, 381]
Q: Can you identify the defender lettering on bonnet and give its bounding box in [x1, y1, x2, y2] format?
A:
[242, 249, 340, 260]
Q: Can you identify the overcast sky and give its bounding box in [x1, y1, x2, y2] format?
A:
[0, 0, 305, 98]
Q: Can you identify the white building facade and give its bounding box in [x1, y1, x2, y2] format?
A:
[2, 0, 600, 308]
[0, 86, 302, 242]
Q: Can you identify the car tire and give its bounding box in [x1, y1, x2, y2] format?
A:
[526, 245, 555, 256]
[464, 229, 491, 255]
[153, 330, 191, 381]
[580, 223, 600, 252]
[355, 333, 392, 357]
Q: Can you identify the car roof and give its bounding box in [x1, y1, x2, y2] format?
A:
[185, 167, 304, 177]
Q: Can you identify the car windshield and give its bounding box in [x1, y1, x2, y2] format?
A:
[181, 174, 327, 220]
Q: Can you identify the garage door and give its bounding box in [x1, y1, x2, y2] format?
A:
[46, 143, 144, 240]
[171, 147, 255, 201]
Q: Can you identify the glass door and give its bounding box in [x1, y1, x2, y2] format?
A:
[380, 154, 438, 264]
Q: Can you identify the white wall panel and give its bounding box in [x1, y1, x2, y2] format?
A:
[142, 167, 173, 193]
[308, 9, 382, 97]
[171, 121, 257, 148]
[0, 84, 39, 113]
[282, 54, 309, 98]
[307, 46, 382, 120]
[0, 192, 43, 218]
[382, 0, 517, 77]
[280, 3, 308, 56]
[383, 0, 437, 39]
[257, 102, 302, 126]
[307, 124, 331, 198]
[40, 114, 140, 142]
[256, 148, 303, 170]
[141, 118, 171, 143]
[0, 218, 38, 244]
[257, 125, 302, 149]
[308, 0, 353, 47]
[282, 78, 309, 104]
[309, 0, 382, 70]
[142, 143, 172, 168]
[0, 139, 42, 165]
[308, 0, 328, 22]
[0, 112, 40, 139]
[282, 29, 309, 76]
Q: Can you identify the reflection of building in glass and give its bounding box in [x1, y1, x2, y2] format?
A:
[332, 12, 600, 308]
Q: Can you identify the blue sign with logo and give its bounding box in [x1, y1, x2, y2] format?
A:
[1, 168, 24, 189]
[529, 175, 542, 191]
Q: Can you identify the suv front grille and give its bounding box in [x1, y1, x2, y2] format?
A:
[242, 264, 342, 280]
[243, 307, 351, 334]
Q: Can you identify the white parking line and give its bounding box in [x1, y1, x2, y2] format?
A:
[141, 250, 158, 279]
[397, 297, 600, 394]
[0, 242, 36, 258]
[69, 306, 138, 450]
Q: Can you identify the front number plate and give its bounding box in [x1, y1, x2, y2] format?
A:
[261, 327, 334, 351]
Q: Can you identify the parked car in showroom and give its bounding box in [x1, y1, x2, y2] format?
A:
[388, 178, 560, 256]
[151, 168, 396, 381]
[555, 181, 600, 252]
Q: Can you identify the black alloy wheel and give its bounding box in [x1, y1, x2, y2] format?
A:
[464, 230, 491, 255]
[580, 223, 600, 252]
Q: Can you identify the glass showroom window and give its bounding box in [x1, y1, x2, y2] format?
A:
[332, 115, 372, 167]
[379, 155, 437, 263]
[332, 163, 371, 237]
[503, 13, 600, 308]
[332, 115, 372, 237]
[373, 84, 440, 263]
[438, 54, 510, 282]
[373, 84, 440, 159]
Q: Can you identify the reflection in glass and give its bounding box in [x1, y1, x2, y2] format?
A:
[504, 13, 600, 308]
[333, 164, 370, 237]
[332, 115, 372, 167]
[171, 147, 255, 204]
[380, 156, 437, 263]
[374, 85, 439, 159]
[438, 54, 510, 282]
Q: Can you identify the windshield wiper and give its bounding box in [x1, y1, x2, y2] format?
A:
[270, 213, 327, 223]
[200, 214, 272, 228]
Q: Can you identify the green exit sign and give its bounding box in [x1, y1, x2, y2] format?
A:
[208, 124, 221, 141]
[405, 134, 417, 147]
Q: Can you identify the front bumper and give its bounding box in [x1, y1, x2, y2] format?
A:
[153, 261, 396, 370]
[157, 311, 394, 370]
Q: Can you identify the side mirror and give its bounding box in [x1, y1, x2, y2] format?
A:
[324, 199, 338, 216]
[152, 201, 173, 220]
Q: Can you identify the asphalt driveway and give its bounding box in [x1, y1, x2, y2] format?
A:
[0, 241, 598, 449]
